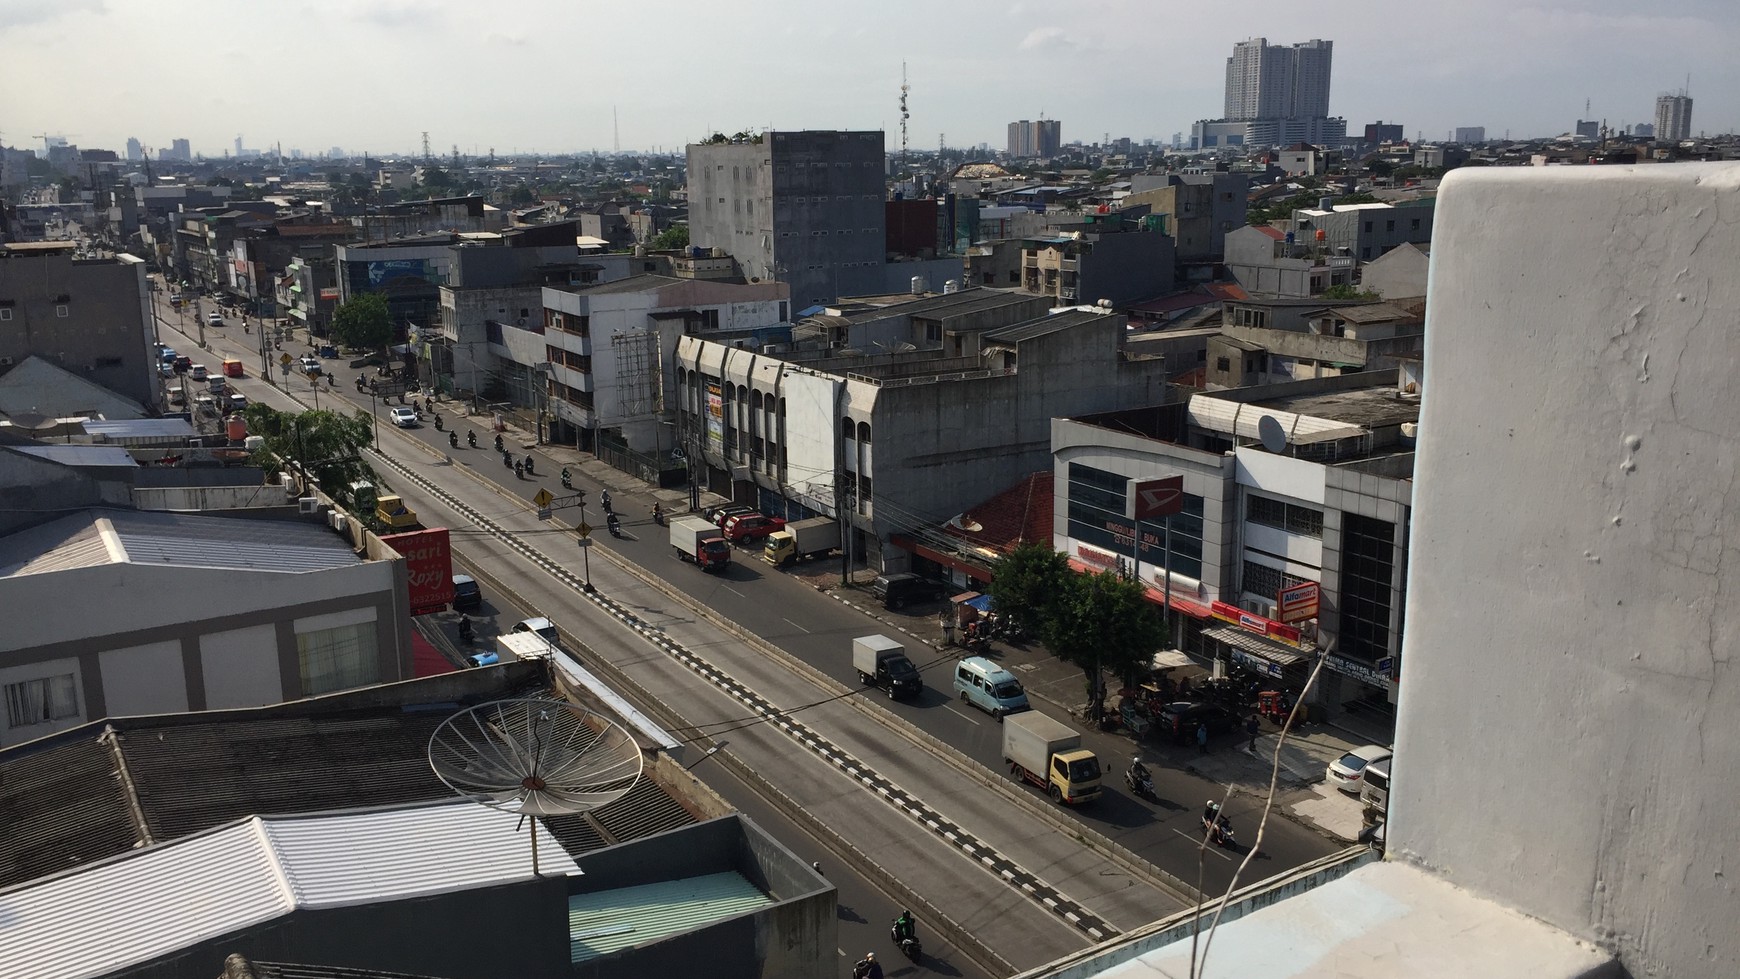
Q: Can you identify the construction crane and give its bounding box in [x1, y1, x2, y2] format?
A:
[34, 132, 81, 153]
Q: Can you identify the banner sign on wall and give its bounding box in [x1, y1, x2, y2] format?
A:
[381, 528, 455, 616]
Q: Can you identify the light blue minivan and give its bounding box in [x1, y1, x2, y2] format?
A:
[952, 656, 1031, 718]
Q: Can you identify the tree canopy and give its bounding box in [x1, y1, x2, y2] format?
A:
[987, 541, 1073, 640]
[242, 404, 378, 504]
[650, 224, 689, 250]
[330, 293, 392, 352]
[1042, 568, 1169, 714]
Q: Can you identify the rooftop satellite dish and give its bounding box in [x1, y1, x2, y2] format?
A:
[1257, 414, 1287, 453]
[428, 698, 642, 874]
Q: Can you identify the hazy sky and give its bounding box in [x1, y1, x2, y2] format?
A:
[4, 0, 1734, 157]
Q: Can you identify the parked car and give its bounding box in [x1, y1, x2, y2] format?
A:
[513, 617, 560, 647]
[723, 513, 786, 544]
[1327, 744, 1393, 793]
[389, 406, 419, 428]
[158, 363, 175, 378]
[189, 364, 209, 382]
[870, 572, 950, 610]
[702, 502, 752, 523]
[450, 574, 482, 612]
[1155, 701, 1240, 742]
[709, 504, 758, 528]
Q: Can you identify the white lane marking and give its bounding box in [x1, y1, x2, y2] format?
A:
[723, 586, 745, 597]
[782, 617, 812, 633]
[944, 702, 984, 725]
[1172, 829, 1235, 860]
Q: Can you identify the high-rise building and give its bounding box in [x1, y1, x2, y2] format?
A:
[1006, 119, 1061, 159]
[1224, 38, 1333, 121]
[1364, 121, 1404, 144]
[687, 130, 886, 307]
[1632, 122, 1655, 138]
[1655, 93, 1693, 142]
[125, 137, 143, 161]
[1454, 127, 1485, 144]
[169, 138, 191, 161]
[1574, 119, 1600, 140]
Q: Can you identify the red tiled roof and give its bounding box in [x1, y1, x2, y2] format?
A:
[944, 472, 1053, 555]
[1255, 226, 1286, 240]
[1204, 282, 1250, 301]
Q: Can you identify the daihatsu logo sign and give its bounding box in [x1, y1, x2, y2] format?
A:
[1131, 476, 1184, 520]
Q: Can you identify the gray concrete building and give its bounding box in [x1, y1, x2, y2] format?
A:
[1122, 173, 1250, 263]
[1224, 225, 1355, 297]
[1359, 241, 1430, 300]
[673, 293, 1174, 570]
[0, 243, 156, 408]
[1655, 92, 1693, 142]
[1020, 222, 1176, 306]
[1052, 367, 1417, 724]
[686, 131, 887, 308]
[1290, 199, 1435, 263]
[0, 508, 413, 747]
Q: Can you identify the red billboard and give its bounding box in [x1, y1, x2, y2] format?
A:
[1131, 476, 1185, 520]
[381, 528, 455, 616]
[1277, 581, 1321, 623]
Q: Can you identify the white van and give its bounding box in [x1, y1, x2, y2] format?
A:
[952, 656, 1030, 719]
[1360, 756, 1393, 811]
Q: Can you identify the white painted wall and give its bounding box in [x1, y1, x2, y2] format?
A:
[200, 624, 282, 709]
[1396, 162, 1740, 976]
[1234, 446, 1327, 505]
[782, 369, 840, 510]
[99, 640, 188, 715]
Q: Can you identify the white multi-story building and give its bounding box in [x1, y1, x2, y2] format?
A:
[1655, 92, 1693, 142]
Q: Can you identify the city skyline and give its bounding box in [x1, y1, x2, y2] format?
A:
[3, 0, 1735, 156]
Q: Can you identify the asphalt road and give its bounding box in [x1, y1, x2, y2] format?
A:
[152, 291, 1343, 966]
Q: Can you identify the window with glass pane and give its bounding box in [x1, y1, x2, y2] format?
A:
[5, 674, 79, 728]
[1242, 560, 1310, 602]
[297, 622, 380, 696]
[1340, 513, 1397, 660]
[1246, 494, 1323, 538]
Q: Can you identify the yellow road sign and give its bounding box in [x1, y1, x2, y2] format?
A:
[279, 352, 293, 365]
[576, 522, 592, 539]
[532, 488, 554, 508]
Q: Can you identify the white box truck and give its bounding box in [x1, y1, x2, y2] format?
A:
[1002, 710, 1101, 804]
[852, 635, 921, 699]
[762, 516, 841, 566]
[669, 515, 731, 571]
[467, 631, 558, 668]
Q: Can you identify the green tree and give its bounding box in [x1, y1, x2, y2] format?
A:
[1318, 283, 1380, 302]
[242, 404, 379, 504]
[650, 224, 690, 250]
[419, 166, 452, 189]
[1042, 569, 1169, 719]
[987, 541, 1073, 640]
[330, 293, 392, 353]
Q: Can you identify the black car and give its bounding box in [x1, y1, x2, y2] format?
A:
[1155, 701, 1240, 742]
[871, 572, 950, 610]
[450, 574, 483, 612]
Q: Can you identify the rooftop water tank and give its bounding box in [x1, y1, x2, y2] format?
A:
[911, 276, 927, 295]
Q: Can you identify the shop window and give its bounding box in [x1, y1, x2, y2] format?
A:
[297, 620, 380, 695]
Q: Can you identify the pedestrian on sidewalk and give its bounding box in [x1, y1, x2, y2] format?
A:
[1246, 714, 1262, 753]
[1196, 723, 1209, 755]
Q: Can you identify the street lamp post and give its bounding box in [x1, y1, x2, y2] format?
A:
[577, 502, 595, 593]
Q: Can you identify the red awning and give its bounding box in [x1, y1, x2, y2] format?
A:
[890, 534, 994, 580]
[1068, 558, 1211, 619]
[412, 631, 459, 677]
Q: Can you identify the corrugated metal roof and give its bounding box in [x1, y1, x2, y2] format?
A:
[81, 418, 197, 439]
[984, 308, 1109, 344]
[11, 445, 140, 467]
[0, 356, 148, 420]
[0, 802, 579, 979]
[0, 510, 361, 578]
[1187, 395, 1362, 444]
[568, 871, 772, 964]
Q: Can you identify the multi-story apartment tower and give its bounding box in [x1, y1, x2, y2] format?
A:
[1655, 93, 1693, 142]
[687, 130, 887, 308]
[1224, 38, 1333, 121]
[1005, 119, 1061, 159]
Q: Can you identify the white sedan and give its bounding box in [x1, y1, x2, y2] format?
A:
[388, 406, 419, 428]
[1327, 744, 1393, 793]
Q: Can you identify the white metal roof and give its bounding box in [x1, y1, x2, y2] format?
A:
[1187, 394, 1366, 446]
[0, 801, 578, 979]
[0, 509, 363, 578]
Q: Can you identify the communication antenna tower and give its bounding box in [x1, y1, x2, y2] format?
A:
[428, 698, 643, 875]
[899, 61, 910, 169]
[614, 106, 620, 154]
[421, 131, 432, 163]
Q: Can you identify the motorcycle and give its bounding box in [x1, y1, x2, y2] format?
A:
[651, 503, 666, 526]
[502, 451, 514, 470]
[1200, 809, 1236, 848]
[355, 376, 365, 392]
[466, 430, 477, 448]
[560, 468, 572, 489]
[1124, 765, 1157, 801]
[433, 413, 443, 431]
[457, 616, 475, 644]
[601, 490, 613, 514]
[514, 460, 525, 479]
[523, 454, 535, 476]
[890, 923, 921, 963]
[493, 433, 504, 453]
[606, 513, 623, 538]
[448, 431, 459, 449]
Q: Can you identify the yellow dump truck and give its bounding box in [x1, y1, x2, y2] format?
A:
[375, 494, 420, 530]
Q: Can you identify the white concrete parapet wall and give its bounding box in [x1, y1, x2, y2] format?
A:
[1397, 162, 1740, 976]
